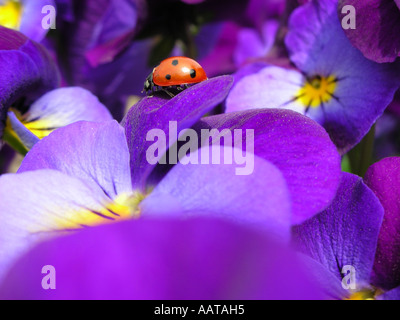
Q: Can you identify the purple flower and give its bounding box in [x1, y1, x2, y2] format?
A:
[293, 168, 400, 300]
[0, 217, 326, 300]
[339, 0, 400, 63]
[0, 76, 341, 282]
[226, 0, 400, 153]
[0, 26, 59, 139]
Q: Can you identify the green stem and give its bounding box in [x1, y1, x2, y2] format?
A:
[2, 126, 28, 156]
[348, 124, 375, 177]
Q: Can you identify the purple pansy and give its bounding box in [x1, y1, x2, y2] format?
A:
[0, 76, 341, 283]
[226, 0, 400, 154]
[0, 26, 59, 139]
[293, 170, 400, 299]
[0, 217, 326, 300]
[339, 0, 400, 63]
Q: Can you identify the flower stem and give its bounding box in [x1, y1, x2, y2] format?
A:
[2, 123, 28, 156]
[348, 124, 375, 177]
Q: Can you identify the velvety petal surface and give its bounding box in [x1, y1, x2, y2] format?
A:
[0, 169, 113, 282]
[364, 157, 400, 290]
[0, 217, 326, 300]
[18, 121, 132, 199]
[141, 146, 291, 241]
[293, 173, 384, 289]
[123, 75, 233, 191]
[339, 0, 400, 63]
[193, 109, 341, 224]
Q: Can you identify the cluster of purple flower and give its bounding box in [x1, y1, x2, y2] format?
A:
[0, 0, 400, 300]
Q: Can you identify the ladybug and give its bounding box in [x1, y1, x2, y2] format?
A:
[143, 56, 208, 97]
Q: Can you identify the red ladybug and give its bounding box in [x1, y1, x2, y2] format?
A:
[143, 56, 208, 97]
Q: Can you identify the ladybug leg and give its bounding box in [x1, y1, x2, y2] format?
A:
[162, 88, 176, 98]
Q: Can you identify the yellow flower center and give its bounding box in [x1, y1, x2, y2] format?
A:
[0, 0, 23, 30]
[29, 192, 147, 234]
[345, 288, 382, 300]
[22, 119, 56, 139]
[8, 108, 56, 140]
[56, 192, 145, 230]
[296, 75, 338, 109]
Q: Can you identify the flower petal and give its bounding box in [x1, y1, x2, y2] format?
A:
[225, 66, 305, 115]
[19, 0, 56, 42]
[0, 169, 112, 282]
[293, 172, 384, 287]
[141, 146, 291, 241]
[18, 121, 132, 199]
[364, 157, 400, 290]
[339, 0, 400, 63]
[0, 27, 59, 137]
[123, 75, 234, 190]
[299, 254, 349, 299]
[0, 217, 325, 299]
[193, 109, 341, 224]
[18, 87, 112, 139]
[6, 111, 39, 153]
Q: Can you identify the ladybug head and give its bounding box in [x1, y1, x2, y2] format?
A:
[143, 72, 154, 93]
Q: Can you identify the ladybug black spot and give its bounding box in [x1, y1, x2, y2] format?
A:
[166, 74, 172, 80]
[172, 60, 179, 66]
[190, 69, 196, 79]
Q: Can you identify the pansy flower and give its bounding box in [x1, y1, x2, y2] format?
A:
[293, 163, 400, 300]
[226, 0, 400, 153]
[0, 76, 341, 282]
